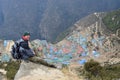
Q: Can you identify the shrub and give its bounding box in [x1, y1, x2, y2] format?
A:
[5, 61, 21, 80]
[84, 59, 102, 76]
[83, 59, 120, 80]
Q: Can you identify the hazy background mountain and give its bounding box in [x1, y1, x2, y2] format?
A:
[0, 0, 120, 42]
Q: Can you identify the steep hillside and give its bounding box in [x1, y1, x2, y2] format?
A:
[0, 0, 120, 41]
[57, 9, 120, 42]
[103, 9, 120, 32]
[56, 13, 106, 42]
[56, 11, 120, 66]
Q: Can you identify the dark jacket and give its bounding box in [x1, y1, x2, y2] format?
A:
[20, 40, 30, 49]
[19, 39, 34, 60]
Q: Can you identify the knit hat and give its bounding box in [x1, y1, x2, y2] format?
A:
[23, 32, 30, 36]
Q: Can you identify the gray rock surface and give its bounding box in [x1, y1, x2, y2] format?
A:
[14, 61, 69, 80]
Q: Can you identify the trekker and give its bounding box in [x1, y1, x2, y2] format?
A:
[19, 32, 35, 61]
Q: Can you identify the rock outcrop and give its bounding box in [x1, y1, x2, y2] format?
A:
[14, 61, 80, 80]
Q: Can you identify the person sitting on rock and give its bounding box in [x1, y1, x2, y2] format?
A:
[19, 32, 35, 61]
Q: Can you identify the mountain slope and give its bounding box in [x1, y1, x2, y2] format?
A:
[103, 9, 120, 32]
[56, 11, 120, 65]
[57, 9, 120, 42]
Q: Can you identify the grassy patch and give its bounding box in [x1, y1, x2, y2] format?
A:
[80, 59, 120, 80]
[0, 61, 21, 80]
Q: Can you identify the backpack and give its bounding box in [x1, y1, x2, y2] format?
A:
[11, 39, 23, 59]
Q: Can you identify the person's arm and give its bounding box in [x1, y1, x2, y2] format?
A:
[28, 41, 36, 55]
[28, 41, 32, 48]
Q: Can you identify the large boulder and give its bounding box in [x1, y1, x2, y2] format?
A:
[14, 61, 69, 80]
